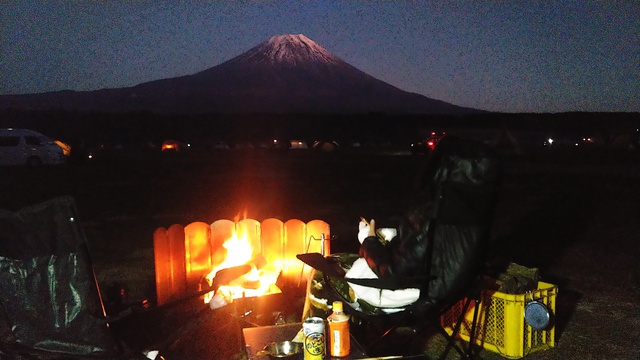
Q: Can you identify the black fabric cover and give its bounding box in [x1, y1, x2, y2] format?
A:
[0, 196, 120, 359]
[359, 135, 502, 303]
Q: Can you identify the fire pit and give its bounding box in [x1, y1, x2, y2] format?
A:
[153, 218, 330, 314]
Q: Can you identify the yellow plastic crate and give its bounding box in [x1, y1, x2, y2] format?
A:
[441, 281, 558, 359]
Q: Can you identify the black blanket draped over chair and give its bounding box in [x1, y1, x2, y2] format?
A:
[300, 136, 502, 359]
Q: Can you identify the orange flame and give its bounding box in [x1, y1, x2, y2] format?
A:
[203, 228, 281, 303]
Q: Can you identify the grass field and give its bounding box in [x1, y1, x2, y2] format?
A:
[1, 145, 638, 359]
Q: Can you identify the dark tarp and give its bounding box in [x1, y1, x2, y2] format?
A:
[0, 196, 120, 359]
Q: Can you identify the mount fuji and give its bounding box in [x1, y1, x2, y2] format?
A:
[0, 34, 481, 115]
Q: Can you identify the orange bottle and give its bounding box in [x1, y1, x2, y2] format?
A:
[327, 301, 350, 357]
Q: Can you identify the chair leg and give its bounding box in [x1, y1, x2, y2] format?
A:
[438, 296, 481, 360]
[465, 298, 481, 359]
[352, 294, 483, 359]
[357, 316, 429, 356]
[363, 323, 402, 354]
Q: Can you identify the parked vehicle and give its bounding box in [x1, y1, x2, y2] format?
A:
[0, 128, 68, 166]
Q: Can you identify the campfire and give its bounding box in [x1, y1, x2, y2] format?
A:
[202, 228, 282, 302]
[153, 218, 330, 307]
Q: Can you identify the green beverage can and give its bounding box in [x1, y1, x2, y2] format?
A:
[303, 317, 325, 360]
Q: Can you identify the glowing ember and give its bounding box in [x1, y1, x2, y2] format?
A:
[203, 229, 282, 303]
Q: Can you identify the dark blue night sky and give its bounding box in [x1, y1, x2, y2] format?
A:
[2, 1, 638, 113]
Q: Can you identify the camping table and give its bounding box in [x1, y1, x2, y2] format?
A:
[242, 322, 368, 359]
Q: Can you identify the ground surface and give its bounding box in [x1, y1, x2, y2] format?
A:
[1, 145, 638, 360]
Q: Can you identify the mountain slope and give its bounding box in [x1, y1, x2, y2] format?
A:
[0, 34, 481, 115]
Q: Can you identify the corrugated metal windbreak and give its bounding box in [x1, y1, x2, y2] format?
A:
[154, 219, 330, 306]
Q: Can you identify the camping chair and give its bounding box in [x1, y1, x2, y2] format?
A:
[300, 136, 502, 359]
[0, 196, 123, 359]
[0, 197, 253, 360]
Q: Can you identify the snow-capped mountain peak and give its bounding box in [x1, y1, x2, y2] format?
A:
[0, 34, 479, 115]
[239, 34, 341, 66]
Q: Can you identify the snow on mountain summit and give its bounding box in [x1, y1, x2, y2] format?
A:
[237, 34, 341, 66]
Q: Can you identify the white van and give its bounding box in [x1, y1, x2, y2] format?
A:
[0, 128, 68, 166]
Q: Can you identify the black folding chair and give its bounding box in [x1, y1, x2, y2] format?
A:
[334, 265, 486, 359]
[0, 196, 123, 359]
[300, 136, 502, 359]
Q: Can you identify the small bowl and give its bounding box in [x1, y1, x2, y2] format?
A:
[256, 341, 303, 359]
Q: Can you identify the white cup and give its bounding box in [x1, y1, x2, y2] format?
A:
[377, 228, 397, 242]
